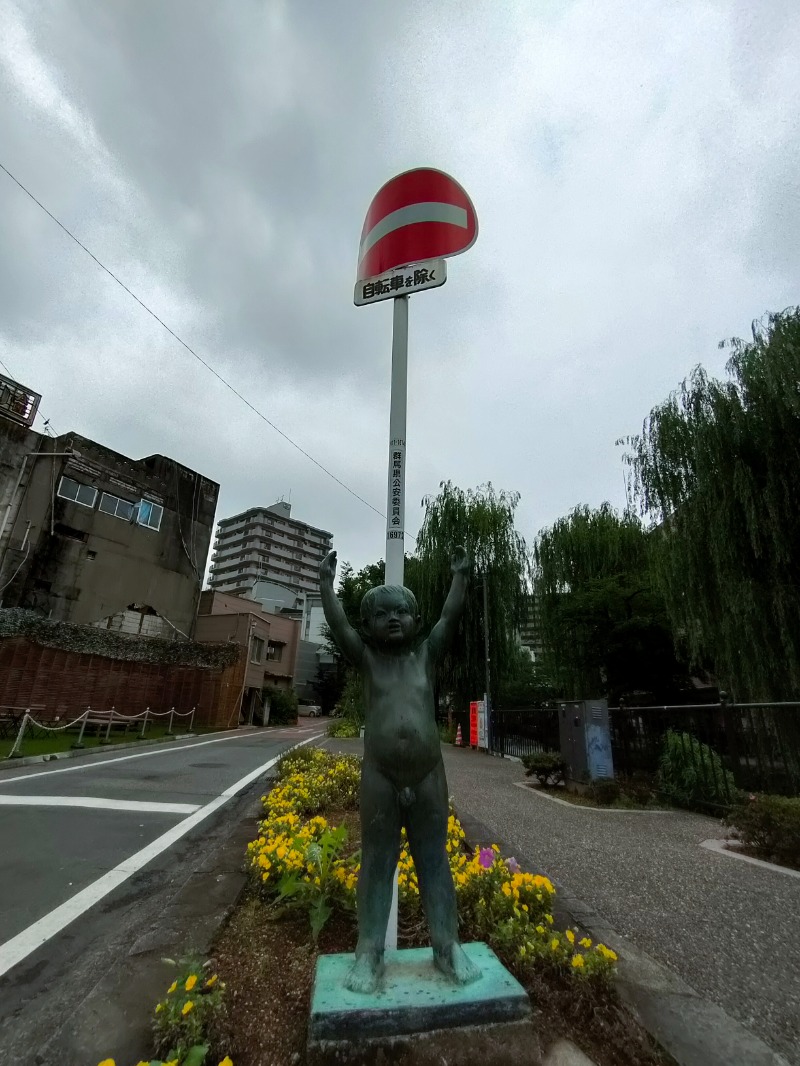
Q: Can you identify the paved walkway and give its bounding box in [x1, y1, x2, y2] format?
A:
[440, 746, 799, 1065]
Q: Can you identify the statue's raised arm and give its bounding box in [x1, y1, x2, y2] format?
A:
[427, 546, 469, 662]
[319, 550, 364, 666]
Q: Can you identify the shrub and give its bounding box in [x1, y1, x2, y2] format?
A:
[265, 686, 298, 725]
[588, 780, 621, 806]
[438, 721, 458, 744]
[522, 750, 566, 787]
[726, 793, 800, 869]
[658, 730, 737, 809]
[327, 717, 361, 738]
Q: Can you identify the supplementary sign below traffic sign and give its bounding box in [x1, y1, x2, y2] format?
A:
[356, 167, 478, 284]
[354, 258, 446, 306]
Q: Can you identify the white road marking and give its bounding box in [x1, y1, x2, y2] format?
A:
[0, 728, 303, 785]
[0, 734, 321, 978]
[0, 795, 199, 814]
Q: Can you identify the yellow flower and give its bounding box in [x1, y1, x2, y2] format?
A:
[566, 929, 575, 944]
[579, 937, 592, 949]
[185, 974, 198, 991]
[218, 1057, 234, 1066]
[182, 1000, 194, 1016]
[97, 1060, 116, 1066]
[550, 938, 560, 952]
[155, 1003, 163, 1013]
[167, 980, 177, 993]
[206, 973, 219, 987]
[535, 925, 545, 934]
[571, 954, 585, 969]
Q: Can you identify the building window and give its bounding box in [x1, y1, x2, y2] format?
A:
[251, 636, 265, 663]
[57, 476, 97, 508]
[99, 492, 135, 521]
[266, 641, 283, 662]
[137, 500, 163, 531]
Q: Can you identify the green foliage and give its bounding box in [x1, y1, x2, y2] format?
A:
[438, 721, 458, 744]
[623, 308, 800, 699]
[522, 750, 566, 787]
[495, 647, 556, 709]
[726, 793, 800, 869]
[265, 685, 298, 725]
[658, 730, 737, 809]
[327, 717, 360, 738]
[533, 504, 685, 701]
[152, 955, 227, 1062]
[415, 481, 529, 711]
[275, 823, 350, 940]
[332, 668, 365, 727]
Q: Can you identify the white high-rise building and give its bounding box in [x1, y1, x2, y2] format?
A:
[208, 501, 333, 598]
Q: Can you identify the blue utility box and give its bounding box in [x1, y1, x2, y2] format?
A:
[559, 700, 615, 781]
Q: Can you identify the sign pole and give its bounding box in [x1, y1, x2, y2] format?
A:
[385, 295, 408, 586]
[383, 294, 408, 952]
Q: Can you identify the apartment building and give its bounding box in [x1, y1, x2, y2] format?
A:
[208, 500, 333, 598]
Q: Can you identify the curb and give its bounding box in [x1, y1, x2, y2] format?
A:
[512, 781, 671, 813]
[700, 838, 800, 880]
[458, 810, 791, 1066]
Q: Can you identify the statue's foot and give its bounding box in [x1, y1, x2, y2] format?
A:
[433, 942, 481, 985]
[345, 951, 384, 994]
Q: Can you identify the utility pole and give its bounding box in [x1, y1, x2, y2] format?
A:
[482, 573, 492, 749]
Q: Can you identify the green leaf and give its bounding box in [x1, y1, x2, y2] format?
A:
[182, 1043, 210, 1066]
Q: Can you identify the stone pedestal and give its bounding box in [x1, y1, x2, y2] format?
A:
[307, 942, 534, 1065]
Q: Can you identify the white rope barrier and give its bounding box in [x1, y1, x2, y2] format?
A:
[6, 704, 198, 758]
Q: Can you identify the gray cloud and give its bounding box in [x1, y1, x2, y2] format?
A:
[1, 0, 798, 578]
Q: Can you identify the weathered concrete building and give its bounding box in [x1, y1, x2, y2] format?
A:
[0, 373, 219, 637]
[195, 589, 301, 722]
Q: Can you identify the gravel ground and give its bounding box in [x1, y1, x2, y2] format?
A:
[439, 746, 800, 1065]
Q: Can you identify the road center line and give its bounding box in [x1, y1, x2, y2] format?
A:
[0, 734, 321, 978]
[0, 728, 276, 785]
[0, 795, 199, 815]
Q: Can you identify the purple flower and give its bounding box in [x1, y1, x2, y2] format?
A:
[506, 857, 521, 874]
[478, 847, 495, 869]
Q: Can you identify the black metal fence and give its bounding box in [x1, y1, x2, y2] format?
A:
[490, 708, 560, 760]
[488, 700, 800, 802]
[610, 700, 800, 799]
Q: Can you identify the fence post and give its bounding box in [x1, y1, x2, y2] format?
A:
[189, 706, 195, 733]
[167, 707, 175, 735]
[74, 708, 90, 749]
[8, 712, 30, 758]
[141, 707, 149, 738]
[104, 707, 115, 744]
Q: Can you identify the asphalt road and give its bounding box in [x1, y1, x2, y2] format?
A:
[0, 724, 323, 1066]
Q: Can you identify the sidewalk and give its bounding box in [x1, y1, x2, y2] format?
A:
[440, 746, 798, 1065]
[325, 738, 796, 1065]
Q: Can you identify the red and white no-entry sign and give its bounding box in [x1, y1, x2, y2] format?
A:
[356, 166, 478, 284]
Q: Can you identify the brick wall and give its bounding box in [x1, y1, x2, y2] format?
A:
[0, 637, 246, 729]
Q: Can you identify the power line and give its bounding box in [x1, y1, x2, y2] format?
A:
[0, 160, 386, 522]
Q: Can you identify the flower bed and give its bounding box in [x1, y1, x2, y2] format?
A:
[101, 746, 671, 1066]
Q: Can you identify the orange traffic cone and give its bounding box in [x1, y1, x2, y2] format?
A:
[454, 724, 463, 747]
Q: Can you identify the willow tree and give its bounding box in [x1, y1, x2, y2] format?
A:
[623, 308, 800, 700]
[533, 504, 682, 701]
[414, 481, 528, 711]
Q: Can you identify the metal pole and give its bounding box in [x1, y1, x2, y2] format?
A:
[383, 295, 409, 952]
[141, 707, 149, 737]
[167, 707, 175, 735]
[189, 706, 195, 733]
[9, 712, 29, 758]
[385, 295, 408, 587]
[104, 707, 115, 743]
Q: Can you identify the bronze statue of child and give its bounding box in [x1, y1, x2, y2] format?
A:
[320, 546, 481, 994]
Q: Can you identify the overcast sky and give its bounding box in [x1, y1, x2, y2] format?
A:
[2, 0, 798, 578]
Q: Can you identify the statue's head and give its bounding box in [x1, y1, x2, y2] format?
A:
[360, 585, 421, 648]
